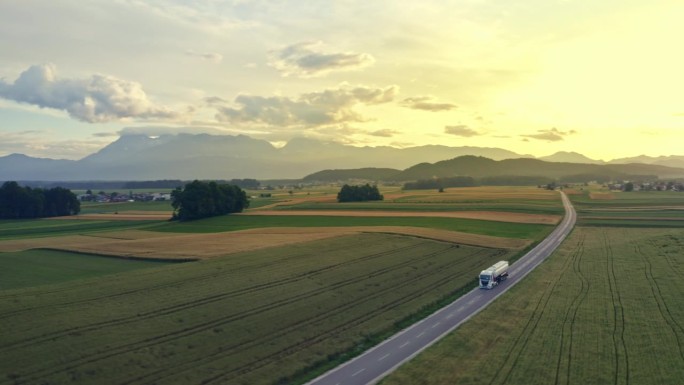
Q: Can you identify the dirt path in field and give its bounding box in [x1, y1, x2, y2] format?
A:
[0, 226, 529, 260]
[241, 210, 560, 225]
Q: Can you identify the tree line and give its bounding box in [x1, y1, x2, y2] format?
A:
[403, 175, 555, 190]
[171, 180, 249, 221]
[337, 184, 383, 202]
[0, 181, 80, 219]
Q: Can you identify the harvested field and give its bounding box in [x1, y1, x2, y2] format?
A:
[241, 209, 560, 225]
[0, 226, 528, 259]
[55, 212, 172, 221]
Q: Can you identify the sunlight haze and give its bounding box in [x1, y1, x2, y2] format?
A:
[0, 0, 682, 161]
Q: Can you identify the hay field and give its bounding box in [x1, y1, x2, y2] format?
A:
[0, 225, 529, 259]
[242, 209, 560, 224]
[383, 227, 684, 385]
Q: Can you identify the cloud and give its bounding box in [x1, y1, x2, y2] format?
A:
[400, 96, 457, 111]
[367, 129, 399, 137]
[521, 127, 576, 142]
[204, 96, 228, 105]
[185, 50, 223, 63]
[444, 125, 480, 137]
[216, 84, 398, 127]
[269, 41, 375, 78]
[0, 64, 178, 123]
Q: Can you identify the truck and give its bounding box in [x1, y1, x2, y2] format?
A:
[479, 260, 509, 289]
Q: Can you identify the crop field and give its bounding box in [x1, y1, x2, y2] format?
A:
[570, 189, 684, 227]
[147, 213, 553, 240]
[381, 226, 684, 385]
[0, 219, 162, 240]
[0, 249, 174, 290]
[79, 200, 173, 214]
[0, 233, 516, 385]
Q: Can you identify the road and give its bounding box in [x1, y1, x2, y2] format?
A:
[306, 191, 576, 385]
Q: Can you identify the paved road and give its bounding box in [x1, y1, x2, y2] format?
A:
[306, 191, 576, 385]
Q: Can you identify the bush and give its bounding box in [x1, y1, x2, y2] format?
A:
[337, 184, 383, 202]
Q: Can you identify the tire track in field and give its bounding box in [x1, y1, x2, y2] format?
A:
[488, 234, 578, 385]
[0, 242, 432, 352]
[160, 249, 478, 385]
[0, 236, 422, 320]
[636, 242, 684, 362]
[8, 245, 467, 384]
[554, 234, 588, 385]
[603, 229, 629, 385]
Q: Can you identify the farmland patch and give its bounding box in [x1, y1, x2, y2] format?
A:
[0, 233, 513, 385]
[382, 227, 684, 385]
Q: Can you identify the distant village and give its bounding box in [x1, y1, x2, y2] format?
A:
[607, 180, 684, 192]
[78, 190, 172, 203]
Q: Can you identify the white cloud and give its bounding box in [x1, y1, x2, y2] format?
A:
[185, 50, 223, 63]
[400, 96, 457, 111]
[269, 41, 375, 78]
[444, 125, 480, 137]
[0, 64, 179, 123]
[521, 127, 577, 142]
[216, 84, 398, 126]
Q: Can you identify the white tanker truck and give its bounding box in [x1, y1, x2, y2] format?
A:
[479, 261, 509, 289]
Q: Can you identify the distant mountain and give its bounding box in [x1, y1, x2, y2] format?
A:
[390, 156, 684, 182]
[539, 151, 604, 164]
[303, 168, 401, 182]
[3, 133, 684, 182]
[609, 155, 684, 169]
[0, 134, 533, 181]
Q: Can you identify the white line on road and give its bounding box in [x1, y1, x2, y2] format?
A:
[467, 298, 476, 305]
[432, 322, 441, 329]
[446, 313, 454, 319]
[378, 353, 390, 361]
[456, 306, 465, 312]
[352, 368, 366, 377]
[417, 331, 426, 338]
[400, 341, 410, 348]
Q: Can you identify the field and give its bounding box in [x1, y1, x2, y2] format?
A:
[382, 227, 684, 385]
[0, 249, 175, 290]
[381, 188, 684, 385]
[0, 233, 515, 385]
[0, 186, 563, 384]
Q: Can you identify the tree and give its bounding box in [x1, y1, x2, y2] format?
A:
[0, 182, 79, 219]
[171, 180, 249, 221]
[337, 184, 383, 202]
[624, 182, 634, 192]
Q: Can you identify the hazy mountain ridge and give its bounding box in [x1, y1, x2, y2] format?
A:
[1, 133, 684, 181]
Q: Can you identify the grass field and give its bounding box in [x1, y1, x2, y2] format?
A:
[0, 233, 515, 385]
[0, 249, 175, 290]
[0, 219, 163, 240]
[147, 214, 552, 240]
[381, 226, 684, 385]
[79, 200, 173, 214]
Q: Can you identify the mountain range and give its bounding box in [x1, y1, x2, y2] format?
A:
[1, 133, 684, 181]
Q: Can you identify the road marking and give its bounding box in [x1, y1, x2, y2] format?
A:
[456, 306, 465, 312]
[400, 341, 410, 348]
[467, 298, 476, 305]
[352, 368, 366, 377]
[446, 313, 454, 319]
[378, 353, 390, 361]
[417, 331, 426, 338]
[432, 322, 441, 329]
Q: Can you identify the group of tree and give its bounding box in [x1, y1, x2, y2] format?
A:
[171, 180, 249, 221]
[0, 181, 80, 219]
[337, 184, 383, 202]
[403, 175, 556, 190]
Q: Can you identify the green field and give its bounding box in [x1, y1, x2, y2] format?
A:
[381, 226, 684, 385]
[148, 214, 552, 240]
[0, 249, 175, 290]
[570, 190, 684, 227]
[0, 233, 514, 385]
[274, 201, 564, 215]
[0, 219, 162, 240]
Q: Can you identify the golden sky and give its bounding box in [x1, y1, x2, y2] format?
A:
[0, 0, 682, 160]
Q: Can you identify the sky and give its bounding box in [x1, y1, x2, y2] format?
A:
[1, 0, 683, 161]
